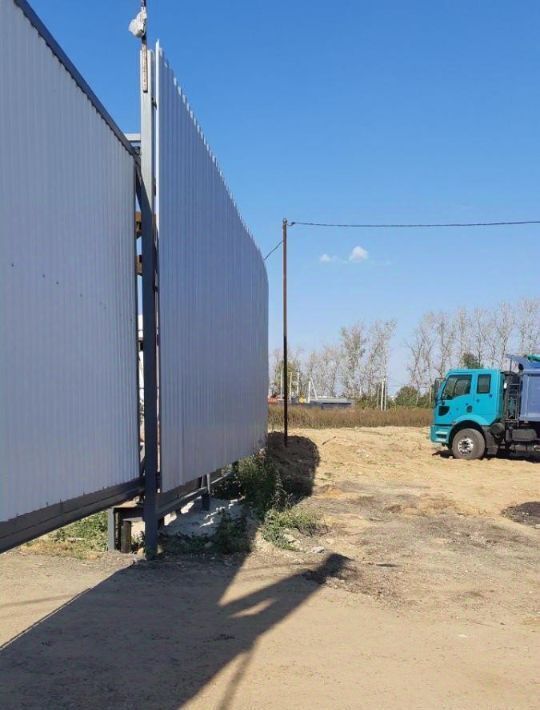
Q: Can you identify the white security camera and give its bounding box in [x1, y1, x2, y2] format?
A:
[128, 7, 147, 38]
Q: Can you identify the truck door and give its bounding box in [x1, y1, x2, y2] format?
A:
[473, 373, 497, 422]
[437, 373, 473, 425]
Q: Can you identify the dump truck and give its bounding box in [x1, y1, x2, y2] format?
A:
[430, 354, 540, 459]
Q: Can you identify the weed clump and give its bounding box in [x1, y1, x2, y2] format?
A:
[215, 438, 324, 550]
[213, 512, 251, 554]
[213, 454, 287, 518]
[262, 507, 323, 549]
[24, 511, 108, 559]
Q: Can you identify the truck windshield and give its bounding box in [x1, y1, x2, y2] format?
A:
[442, 375, 471, 400]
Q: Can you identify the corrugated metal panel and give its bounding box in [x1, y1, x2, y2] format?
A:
[0, 0, 139, 521]
[521, 373, 540, 422]
[156, 43, 268, 490]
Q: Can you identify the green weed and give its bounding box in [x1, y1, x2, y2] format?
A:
[213, 454, 288, 518]
[262, 507, 324, 549]
[24, 511, 108, 559]
[213, 512, 251, 554]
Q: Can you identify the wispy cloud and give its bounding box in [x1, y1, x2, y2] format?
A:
[348, 245, 368, 262]
[319, 245, 370, 265]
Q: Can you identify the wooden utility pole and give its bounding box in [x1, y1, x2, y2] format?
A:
[282, 218, 288, 446]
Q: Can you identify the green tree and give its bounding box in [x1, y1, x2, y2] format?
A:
[394, 385, 431, 408]
[394, 385, 420, 406]
[461, 351, 483, 369]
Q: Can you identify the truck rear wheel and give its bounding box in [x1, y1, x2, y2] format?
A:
[451, 428, 486, 460]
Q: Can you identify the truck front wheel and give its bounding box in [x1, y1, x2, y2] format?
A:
[451, 428, 486, 460]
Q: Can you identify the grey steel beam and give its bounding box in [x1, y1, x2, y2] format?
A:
[0, 479, 143, 554]
[139, 47, 159, 557]
[156, 469, 233, 520]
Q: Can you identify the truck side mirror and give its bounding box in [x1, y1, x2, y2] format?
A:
[433, 378, 444, 403]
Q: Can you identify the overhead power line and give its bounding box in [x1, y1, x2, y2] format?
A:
[289, 219, 540, 228]
[264, 217, 540, 260]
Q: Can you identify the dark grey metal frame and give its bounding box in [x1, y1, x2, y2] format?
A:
[139, 48, 160, 555]
[155, 469, 232, 520]
[0, 479, 142, 553]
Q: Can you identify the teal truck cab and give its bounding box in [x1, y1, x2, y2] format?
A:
[430, 354, 540, 459]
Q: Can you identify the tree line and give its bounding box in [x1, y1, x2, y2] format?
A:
[406, 298, 540, 392]
[270, 297, 540, 405]
[270, 320, 396, 403]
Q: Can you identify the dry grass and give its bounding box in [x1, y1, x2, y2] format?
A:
[268, 404, 432, 429]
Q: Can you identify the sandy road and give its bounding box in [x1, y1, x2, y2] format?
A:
[0, 426, 538, 709]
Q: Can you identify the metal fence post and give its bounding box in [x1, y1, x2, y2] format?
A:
[140, 47, 159, 557]
[107, 508, 116, 551]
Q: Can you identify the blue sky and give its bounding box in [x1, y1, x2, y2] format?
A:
[31, 0, 540, 386]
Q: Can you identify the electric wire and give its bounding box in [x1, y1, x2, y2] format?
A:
[263, 218, 540, 260]
[289, 219, 540, 228]
[264, 240, 283, 260]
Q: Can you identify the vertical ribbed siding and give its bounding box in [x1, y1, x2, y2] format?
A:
[156, 43, 268, 491]
[0, 0, 139, 520]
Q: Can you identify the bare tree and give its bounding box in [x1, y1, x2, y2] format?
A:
[364, 320, 396, 397]
[491, 302, 514, 368]
[407, 299, 539, 389]
[469, 307, 490, 367]
[303, 350, 318, 397]
[406, 334, 425, 395]
[340, 323, 368, 399]
[517, 298, 540, 354]
[453, 308, 472, 367]
[318, 345, 342, 397]
[406, 314, 437, 394]
[432, 311, 455, 377]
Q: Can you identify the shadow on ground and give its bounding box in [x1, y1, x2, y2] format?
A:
[0, 553, 346, 709]
[432, 448, 540, 463]
[0, 434, 341, 709]
[266, 432, 319, 498]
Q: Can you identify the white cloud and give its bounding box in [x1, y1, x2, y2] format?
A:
[348, 245, 368, 262]
[320, 247, 369, 264]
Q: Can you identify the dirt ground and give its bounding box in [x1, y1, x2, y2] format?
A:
[1, 426, 539, 709]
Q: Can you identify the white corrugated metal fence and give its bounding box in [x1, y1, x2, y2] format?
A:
[156, 43, 268, 491]
[0, 0, 139, 522]
[0, 0, 268, 545]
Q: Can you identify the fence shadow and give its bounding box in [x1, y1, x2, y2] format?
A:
[266, 432, 319, 498]
[0, 551, 345, 709]
[0, 434, 338, 709]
